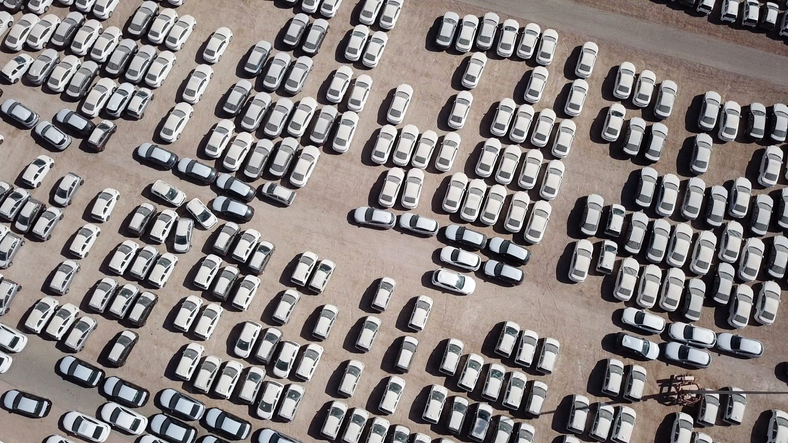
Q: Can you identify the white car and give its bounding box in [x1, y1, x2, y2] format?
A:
[410, 130, 438, 169]
[408, 295, 433, 331]
[654, 80, 678, 119]
[362, 31, 388, 68]
[326, 66, 352, 104]
[203, 27, 232, 63]
[90, 188, 119, 222]
[223, 132, 254, 172]
[273, 290, 301, 324]
[442, 172, 467, 213]
[535, 28, 558, 65]
[491, 98, 517, 136]
[613, 257, 639, 302]
[434, 132, 461, 172]
[150, 180, 186, 207]
[283, 56, 313, 95]
[432, 268, 476, 295]
[125, 45, 156, 84]
[69, 223, 100, 259]
[387, 83, 413, 125]
[45, 303, 79, 340]
[633, 69, 656, 107]
[277, 384, 305, 422]
[347, 75, 373, 112]
[261, 52, 290, 91]
[755, 281, 780, 325]
[194, 303, 223, 340]
[738, 237, 764, 282]
[204, 119, 234, 158]
[728, 177, 751, 219]
[6, 14, 40, 52]
[540, 160, 565, 201]
[377, 167, 404, 209]
[400, 168, 424, 209]
[62, 412, 110, 443]
[531, 108, 556, 147]
[148, 253, 177, 288]
[564, 78, 589, 117]
[455, 14, 478, 53]
[70, 19, 102, 56]
[81, 78, 116, 118]
[462, 52, 487, 89]
[718, 101, 741, 142]
[148, 8, 177, 44]
[655, 173, 679, 217]
[516, 22, 540, 59]
[332, 111, 359, 153]
[504, 191, 530, 233]
[46, 55, 81, 92]
[524, 200, 552, 244]
[214, 360, 242, 399]
[310, 106, 338, 146]
[182, 64, 213, 104]
[20, 155, 54, 189]
[144, 51, 176, 88]
[569, 239, 593, 283]
[321, 402, 347, 440]
[759, 145, 783, 187]
[159, 102, 193, 143]
[27, 14, 60, 50]
[552, 120, 576, 159]
[379, 0, 403, 29]
[480, 184, 506, 226]
[89, 26, 120, 63]
[575, 41, 598, 78]
[729, 285, 754, 329]
[173, 295, 203, 332]
[460, 178, 486, 223]
[290, 145, 320, 188]
[495, 145, 521, 185]
[447, 91, 473, 130]
[92, 0, 120, 20]
[475, 138, 501, 178]
[518, 149, 543, 190]
[345, 24, 369, 62]
[308, 259, 335, 294]
[24, 296, 59, 333]
[295, 343, 323, 381]
[602, 103, 626, 142]
[100, 402, 147, 435]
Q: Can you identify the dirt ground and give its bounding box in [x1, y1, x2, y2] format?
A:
[0, 0, 786, 443]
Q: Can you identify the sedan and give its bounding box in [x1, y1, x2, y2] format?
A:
[759, 145, 782, 187]
[362, 31, 388, 68]
[3, 389, 51, 418]
[442, 173, 468, 213]
[150, 180, 186, 206]
[480, 184, 506, 226]
[432, 268, 476, 295]
[203, 27, 232, 63]
[668, 322, 717, 348]
[633, 70, 656, 107]
[399, 213, 439, 237]
[620, 307, 665, 334]
[447, 91, 473, 130]
[575, 41, 598, 78]
[27, 50, 58, 85]
[283, 13, 308, 48]
[347, 75, 373, 111]
[387, 84, 413, 125]
[435, 11, 459, 48]
[461, 52, 487, 89]
[47, 55, 81, 92]
[353, 207, 395, 229]
[654, 80, 678, 119]
[455, 14, 478, 53]
[302, 18, 329, 54]
[718, 101, 741, 142]
[568, 239, 593, 283]
[716, 333, 763, 358]
[535, 28, 558, 65]
[344, 24, 369, 61]
[144, 51, 176, 88]
[400, 168, 424, 209]
[491, 98, 517, 136]
[159, 103, 193, 143]
[149, 414, 196, 443]
[565, 79, 588, 117]
[81, 78, 116, 118]
[524, 200, 552, 244]
[244, 40, 271, 76]
[287, 97, 317, 138]
[616, 333, 660, 360]
[602, 103, 626, 142]
[5, 14, 40, 52]
[99, 402, 146, 435]
[283, 56, 313, 95]
[539, 160, 564, 201]
[516, 22, 541, 59]
[663, 342, 711, 369]
[1, 99, 40, 128]
[263, 139, 296, 177]
[69, 224, 100, 259]
[34, 122, 71, 151]
[530, 108, 556, 147]
[182, 64, 213, 104]
[62, 411, 110, 443]
[332, 111, 359, 153]
[326, 66, 352, 104]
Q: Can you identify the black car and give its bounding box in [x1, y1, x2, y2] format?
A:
[101, 376, 149, 408]
[1, 99, 40, 128]
[55, 109, 96, 137]
[215, 173, 255, 202]
[3, 0, 25, 12]
[487, 237, 530, 266]
[86, 120, 117, 152]
[106, 331, 139, 368]
[482, 260, 524, 286]
[136, 143, 178, 169]
[211, 197, 254, 223]
[127, 291, 157, 327]
[204, 407, 251, 440]
[2, 390, 51, 418]
[57, 356, 105, 388]
[176, 158, 217, 185]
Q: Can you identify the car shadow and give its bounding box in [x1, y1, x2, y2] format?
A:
[561, 45, 581, 81]
[585, 359, 609, 398]
[554, 242, 575, 284]
[341, 316, 366, 354]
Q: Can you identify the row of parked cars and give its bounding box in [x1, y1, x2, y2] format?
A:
[673, 0, 788, 36]
[696, 91, 787, 143]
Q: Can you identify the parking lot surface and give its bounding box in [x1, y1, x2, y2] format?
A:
[0, 0, 787, 442]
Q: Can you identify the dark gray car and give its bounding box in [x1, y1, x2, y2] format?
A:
[176, 158, 216, 184]
[55, 109, 95, 137]
[65, 60, 100, 100]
